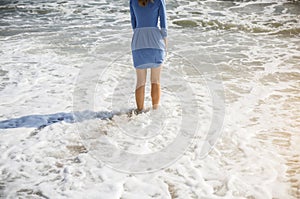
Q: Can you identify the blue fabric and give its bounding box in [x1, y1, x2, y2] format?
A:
[131, 27, 165, 51]
[130, 0, 168, 69]
[132, 48, 165, 69]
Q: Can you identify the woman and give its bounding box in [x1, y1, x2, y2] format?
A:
[130, 0, 168, 113]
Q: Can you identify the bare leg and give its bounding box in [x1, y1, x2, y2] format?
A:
[135, 68, 147, 111]
[151, 66, 161, 110]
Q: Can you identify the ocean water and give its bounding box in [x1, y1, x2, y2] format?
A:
[0, 0, 300, 198]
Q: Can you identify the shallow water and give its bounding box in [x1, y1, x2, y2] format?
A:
[0, 0, 300, 198]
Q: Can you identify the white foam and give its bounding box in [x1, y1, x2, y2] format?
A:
[0, 0, 299, 198]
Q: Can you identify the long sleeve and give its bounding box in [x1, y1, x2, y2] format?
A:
[159, 0, 167, 38]
[130, 0, 136, 29]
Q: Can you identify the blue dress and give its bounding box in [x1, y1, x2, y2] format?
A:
[130, 0, 168, 69]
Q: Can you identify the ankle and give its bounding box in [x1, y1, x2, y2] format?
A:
[152, 104, 159, 110]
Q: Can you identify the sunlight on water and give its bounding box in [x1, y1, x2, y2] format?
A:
[0, 0, 299, 198]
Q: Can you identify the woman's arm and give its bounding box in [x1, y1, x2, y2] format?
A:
[130, 0, 136, 29]
[159, 0, 167, 53]
[159, 0, 167, 39]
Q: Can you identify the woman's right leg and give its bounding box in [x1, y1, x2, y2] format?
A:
[150, 66, 161, 110]
[135, 68, 147, 111]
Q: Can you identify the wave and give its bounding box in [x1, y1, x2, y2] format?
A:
[172, 18, 300, 36]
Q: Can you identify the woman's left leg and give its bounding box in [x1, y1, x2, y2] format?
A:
[135, 68, 147, 111]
